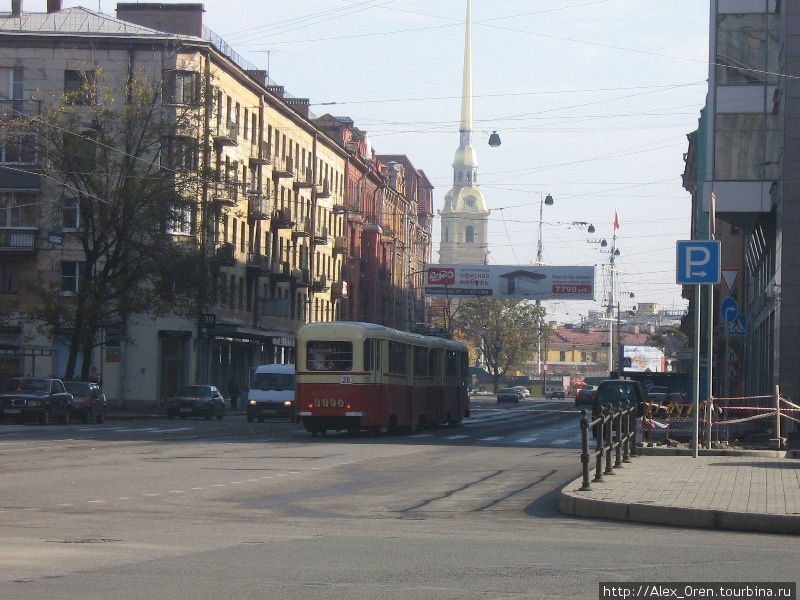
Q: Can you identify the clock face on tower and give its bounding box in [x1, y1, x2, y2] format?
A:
[465, 196, 476, 208]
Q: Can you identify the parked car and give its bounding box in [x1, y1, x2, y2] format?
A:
[545, 388, 566, 399]
[512, 385, 530, 398]
[591, 379, 649, 437]
[646, 385, 670, 400]
[246, 364, 295, 422]
[166, 385, 225, 420]
[0, 377, 73, 424]
[574, 385, 597, 407]
[64, 381, 107, 424]
[496, 387, 522, 403]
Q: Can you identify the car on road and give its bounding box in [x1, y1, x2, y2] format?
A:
[166, 385, 225, 420]
[545, 388, 566, 399]
[574, 385, 597, 407]
[246, 364, 295, 422]
[64, 381, 107, 424]
[646, 385, 671, 400]
[0, 377, 73, 424]
[496, 387, 522, 403]
[512, 385, 530, 398]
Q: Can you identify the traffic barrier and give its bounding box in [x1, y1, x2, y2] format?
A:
[578, 402, 638, 491]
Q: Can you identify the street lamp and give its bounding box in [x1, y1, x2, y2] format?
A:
[535, 193, 554, 265]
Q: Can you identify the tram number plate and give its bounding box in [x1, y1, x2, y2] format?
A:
[340, 375, 352, 384]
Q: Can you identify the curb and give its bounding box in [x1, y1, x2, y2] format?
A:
[558, 475, 800, 535]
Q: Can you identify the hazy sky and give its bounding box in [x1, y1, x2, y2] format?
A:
[47, 0, 710, 323]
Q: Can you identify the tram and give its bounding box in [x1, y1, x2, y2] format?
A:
[295, 322, 470, 436]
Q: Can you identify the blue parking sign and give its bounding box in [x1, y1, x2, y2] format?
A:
[676, 240, 721, 284]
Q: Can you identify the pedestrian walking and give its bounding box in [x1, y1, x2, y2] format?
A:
[89, 366, 101, 385]
[228, 377, 239, 411]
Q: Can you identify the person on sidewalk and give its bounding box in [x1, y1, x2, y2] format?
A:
[89, 366, 102, 386]
[228, 377, 239, 411]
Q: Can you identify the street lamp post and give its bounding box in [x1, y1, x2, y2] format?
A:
[535, 193, 554, 378]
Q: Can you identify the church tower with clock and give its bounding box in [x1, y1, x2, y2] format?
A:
[438, 0, 490, 265]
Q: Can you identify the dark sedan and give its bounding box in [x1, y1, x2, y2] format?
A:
[64, 381, 107, 424]
[166, 385, 225, 420]
[0, 378, 72, 424]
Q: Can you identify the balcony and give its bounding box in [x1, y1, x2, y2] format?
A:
[332, 236, 347, 256]
[293, 166, 313, 190]
[211, 180, 238, 207]
[292, 217, 312, 240]
[271, 207, 294, 229]
[315, 178, 330, 199]
[249, 141, 272, 168]
[214, 242, 235, 267]
[269, 260, 291, 281]
[311, 274, 329, 293]
[332, 202, 348, 215]
[213, 121, 239, 147]
[331, 280, 347, 299]
[246, 252, 270, 274]
[272, 154, 294, 179]
[313, 226, 328, 245]
[247, 193, 269, 221]
[1, 100, 41, 166]
[291, 267, 310, 287]
[0, 227, 37, 253]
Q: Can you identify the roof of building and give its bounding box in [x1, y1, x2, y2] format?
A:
[550, 327, 650, 348]
[0, 6, 171, 37]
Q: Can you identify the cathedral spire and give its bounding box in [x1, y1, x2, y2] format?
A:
[460, 0, 472, 134]
[438, 0, 489, 266]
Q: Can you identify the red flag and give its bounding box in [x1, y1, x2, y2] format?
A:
[614, 211, 619, 230]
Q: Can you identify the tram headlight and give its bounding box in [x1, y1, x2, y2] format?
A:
[283, 400, 293, 407]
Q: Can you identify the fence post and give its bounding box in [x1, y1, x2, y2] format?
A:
[594, 410, 604, 482]
[580, 409, 591, 490]
[604, 406, 614, 475]
[622, 401, 631, 463]
[614, 403, 623, 468]
[775, 384, 781, 444]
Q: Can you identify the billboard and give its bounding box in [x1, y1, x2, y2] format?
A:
[622, 345, 665, 373]
[424, 264, 595, 301]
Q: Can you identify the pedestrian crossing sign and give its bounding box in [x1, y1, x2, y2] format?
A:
[728, 314, 746, 336]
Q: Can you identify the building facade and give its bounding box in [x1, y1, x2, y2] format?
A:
[684, 0, 799, 413]
[0, 1, 431, 407]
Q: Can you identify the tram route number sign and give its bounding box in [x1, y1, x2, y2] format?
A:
[340, 375, 352, 384]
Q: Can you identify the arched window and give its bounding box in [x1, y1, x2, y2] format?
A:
[465, 225, 474, 243]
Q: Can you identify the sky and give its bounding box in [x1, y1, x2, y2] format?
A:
[47, 0, 710, 324]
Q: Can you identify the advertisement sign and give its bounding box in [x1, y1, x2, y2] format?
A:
[622, 345, 665, 373]
[424, 264, 595, 301]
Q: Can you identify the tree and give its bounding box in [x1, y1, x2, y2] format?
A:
[453, 298, 544, 392]
[23, 66, 204, 381]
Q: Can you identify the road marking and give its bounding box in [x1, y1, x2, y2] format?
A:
[409, 434, 433, 438]
[117, 497, 131, 500]
[168, 490, 183, 494]
[190, 487, 204, 491]
[57, 503, 74, 507]
[210, 484, 224, 487]
[144, 493, 160, 497]
[445, 435, 468, 440]
[87, 500, 105, 504]
[479, 436, 502, 441]
[551, 438, 573, 445]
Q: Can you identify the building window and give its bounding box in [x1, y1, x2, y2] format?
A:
[0, 191, 37, 226]
[162, 137, 198, 171]
[559, 351, 566, 362]
[716, 13, 780, 85]
[61, 261, 84, 294]
[714, 113, 779, 180]
[465, 225, 474, 243]
[64, 70, 97, 105]
[162, 70, 199, 105]
[166, 206, 191, 235]
[62, 197, 79, 230]
[0, 261, 19, 294]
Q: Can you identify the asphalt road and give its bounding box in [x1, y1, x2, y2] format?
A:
[0, 396, 797, 599]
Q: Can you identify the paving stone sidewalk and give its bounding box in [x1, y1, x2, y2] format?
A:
[559, 452, 800, 535]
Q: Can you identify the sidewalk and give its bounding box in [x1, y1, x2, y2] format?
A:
[559, 448, 800, 535]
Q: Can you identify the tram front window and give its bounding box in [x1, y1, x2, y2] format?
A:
[307, 341, 353, 371]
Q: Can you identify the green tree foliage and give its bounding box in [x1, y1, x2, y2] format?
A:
[24, 67, 204, 380]
[453, 298, 545, 392]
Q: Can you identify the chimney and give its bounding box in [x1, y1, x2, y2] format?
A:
[47, 0, 61, 12]
[11, 0, 21, 17]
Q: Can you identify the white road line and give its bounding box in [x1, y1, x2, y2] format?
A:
[87, 500, 105, 504]
[551, 438, 574, 445]
[409, 434, 433, 438]
[445, 435, 468, 440]
[478, 436, 502, 441]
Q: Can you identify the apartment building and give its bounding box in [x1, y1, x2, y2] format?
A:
[0, 2, 428, 407]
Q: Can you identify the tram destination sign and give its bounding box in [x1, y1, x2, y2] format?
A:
[424, 264, 595, 301]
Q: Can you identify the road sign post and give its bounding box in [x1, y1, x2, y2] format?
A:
[676, 240, 720, 458]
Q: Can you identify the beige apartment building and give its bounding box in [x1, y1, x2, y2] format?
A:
[0, 2, 353, 407]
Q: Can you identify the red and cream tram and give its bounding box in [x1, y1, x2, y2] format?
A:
[295, 322, 470, 436]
